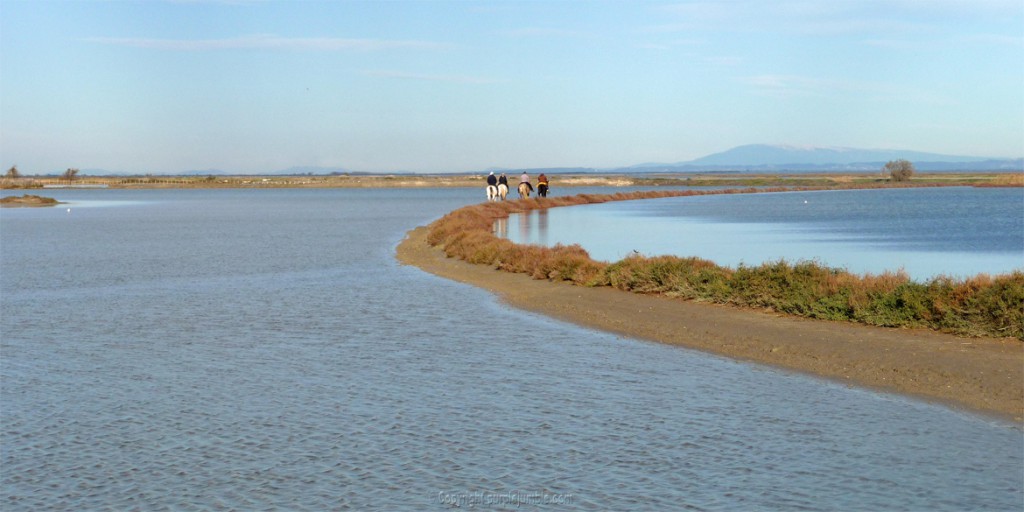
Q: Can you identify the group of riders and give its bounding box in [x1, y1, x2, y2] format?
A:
[487, 171, 549, 198]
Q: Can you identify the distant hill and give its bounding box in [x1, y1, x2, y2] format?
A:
[272, 166, 353, 175]
[690, 144, 987, 166]
[625, 144, 1022, 172]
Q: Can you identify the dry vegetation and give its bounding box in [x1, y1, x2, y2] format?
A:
[0, 194, 60, 207]
[425, 185, 1024, 339]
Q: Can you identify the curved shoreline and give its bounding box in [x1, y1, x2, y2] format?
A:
[397, 225, 1023, 423]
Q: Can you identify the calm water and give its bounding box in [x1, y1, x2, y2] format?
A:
[505, 187, 1024, 281]
[2, 188, 1021, 510]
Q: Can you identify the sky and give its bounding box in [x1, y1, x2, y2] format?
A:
[1, 0, 1022, 174]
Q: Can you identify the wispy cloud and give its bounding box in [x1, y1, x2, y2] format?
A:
[744, 74, 912, 99]
[498, 27, 590, 38]
[362, 70, 497, 85]
[85, 34, 451, 51]
[743, 74, 832, 97]
[958, 34, 1024, 47]
[862, 38, 931, 50]
[651, 0, 1019, 37]
[164, 0, 266, 4]
[865, 31, 1023, 50]
[742, 74, 954, 105]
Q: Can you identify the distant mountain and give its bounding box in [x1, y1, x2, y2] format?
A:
[180, 169, 229, 176]
[272, 166, 352, 175]
[690, 144, 988, 166]
[625, 144, 1022, 172]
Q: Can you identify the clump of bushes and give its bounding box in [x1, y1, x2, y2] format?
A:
[884, 159, 915, 182]
[424, 187, 1023, 339]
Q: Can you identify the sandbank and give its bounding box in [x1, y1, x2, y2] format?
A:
[0, 194, 61, 207]
[397, 226, 1023, 423]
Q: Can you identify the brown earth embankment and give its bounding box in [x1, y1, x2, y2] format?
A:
[397, 224, 1023, 423]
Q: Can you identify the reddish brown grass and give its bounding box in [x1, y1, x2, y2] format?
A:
[423, 185, 1023, 339]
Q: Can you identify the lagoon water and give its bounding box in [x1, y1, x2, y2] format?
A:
[2, 188, 1022, 510]
[505, 187, 1024, 281]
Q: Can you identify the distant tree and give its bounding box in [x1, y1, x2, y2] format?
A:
[62, 168, 80, 183]
[5, 165, 20, 179]
[884, 159, 915, 182]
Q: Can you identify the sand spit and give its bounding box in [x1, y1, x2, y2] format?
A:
[0, 194, 61, 207]
[397, 226, 1023, 423]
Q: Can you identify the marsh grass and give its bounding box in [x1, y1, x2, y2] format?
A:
[425, 185, 1024, 339]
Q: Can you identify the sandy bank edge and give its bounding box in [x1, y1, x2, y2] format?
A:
[397, 226, 1023, 423]
[0, 194, 62, 207]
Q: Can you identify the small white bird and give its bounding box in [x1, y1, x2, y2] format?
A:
[66, 208, 71, 213]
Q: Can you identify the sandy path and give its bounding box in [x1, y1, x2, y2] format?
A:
[397, 226, 1023, 423]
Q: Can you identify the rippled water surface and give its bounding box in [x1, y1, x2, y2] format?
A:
[505, 187, 1024, 281]
[2, 188, 1021, 510]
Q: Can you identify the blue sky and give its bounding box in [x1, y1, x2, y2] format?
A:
[1, 0, 1022, 174]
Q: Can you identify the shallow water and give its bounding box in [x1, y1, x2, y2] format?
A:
[2, 188, 1021, 510]
[505, 187, 1024, 281]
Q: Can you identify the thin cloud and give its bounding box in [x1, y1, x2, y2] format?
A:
[862, 38, 931, 50]
[84, 34, 451, 51]
[635, 42, 672, 50]
[165, 0, 266, 4]
[650, 1, 1015, 37]
[498, 27, 590, 38]
[362, 70, 497, 85]
[958, 34, 1024, 47]
[743, 74, 888, 97]
[742, 74, 954, 105]
[703, 55, 743, 66]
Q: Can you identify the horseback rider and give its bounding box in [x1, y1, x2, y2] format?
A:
[486, 171, 497, 187]
[519, 171, 533, 192]
[498, 173, 508, 187]
[537, 173, 549, 197]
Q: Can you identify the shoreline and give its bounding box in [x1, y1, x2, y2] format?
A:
[397, 225, 1023, 423]
[3, 171, 1021, 190]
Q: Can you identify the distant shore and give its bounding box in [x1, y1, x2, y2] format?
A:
[397, 225, 1023, 422]
[2, 171, 1021, 190]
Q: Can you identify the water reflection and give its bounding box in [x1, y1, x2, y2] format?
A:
[519, 209, 530, 244]
[494, 217, 507, 239]
[509, 209, 551, 247]
[537, 209, 548, 246]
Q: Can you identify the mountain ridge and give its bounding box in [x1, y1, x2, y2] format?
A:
[623, 144, 1022, 172]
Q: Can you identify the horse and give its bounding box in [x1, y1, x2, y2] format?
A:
[537, 183, 549, 197]
[497, 183, 508, 201]
[486, 184, 498, 201]
[518, 181, 533, 199]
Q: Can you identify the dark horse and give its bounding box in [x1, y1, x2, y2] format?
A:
[537, 183, 549, 197]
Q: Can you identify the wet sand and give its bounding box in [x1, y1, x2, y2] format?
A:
[397, 226, 1023, 423]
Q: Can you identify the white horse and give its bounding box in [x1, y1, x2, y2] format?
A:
[497, 183, 508, 201]
[518, 181, 532, 199]
[486, 185, 498, 201]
